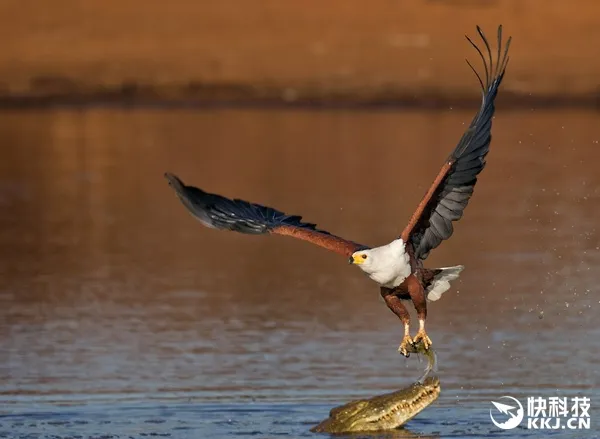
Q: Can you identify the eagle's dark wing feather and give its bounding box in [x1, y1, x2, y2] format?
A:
[402, 25, 511, 261]
[165, 173, 367, 257]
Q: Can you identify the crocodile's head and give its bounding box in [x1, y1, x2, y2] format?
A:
[311, 376, 440, 433]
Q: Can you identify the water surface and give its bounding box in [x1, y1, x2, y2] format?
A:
[0, 108, 598, 438]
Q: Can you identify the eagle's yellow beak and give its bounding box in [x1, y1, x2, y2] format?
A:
[349, 254, 365, 265]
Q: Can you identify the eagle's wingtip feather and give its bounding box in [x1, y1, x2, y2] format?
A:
[164, 172, 186, 192]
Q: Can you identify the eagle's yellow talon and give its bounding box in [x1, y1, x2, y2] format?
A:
[398, 335, 414, 357]
[413, 330, 432, 350]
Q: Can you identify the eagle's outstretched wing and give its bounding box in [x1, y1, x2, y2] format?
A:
[401, 25, 511, 261]
[165, 173, 367, 257]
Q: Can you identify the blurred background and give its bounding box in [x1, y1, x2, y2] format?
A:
[1, 1, 599, 438]
[2, 0, 600, 105]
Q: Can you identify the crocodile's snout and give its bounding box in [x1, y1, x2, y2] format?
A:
[311, 376, 441, 433]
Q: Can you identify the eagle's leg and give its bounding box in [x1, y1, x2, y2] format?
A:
[407, 275, 432, 350]
[380, 287, 413, 357]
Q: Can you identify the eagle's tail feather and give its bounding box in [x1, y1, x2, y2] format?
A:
[426, 265, 464, 302]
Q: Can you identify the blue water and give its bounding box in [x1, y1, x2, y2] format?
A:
[1, 399, 595, 438]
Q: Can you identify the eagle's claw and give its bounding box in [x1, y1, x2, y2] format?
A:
[413, 330, 432, 351]
[398, 335, 414, 357]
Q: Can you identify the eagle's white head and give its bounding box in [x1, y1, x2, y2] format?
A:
[348, 248, 375, 269]
[348, 239, 411, 288]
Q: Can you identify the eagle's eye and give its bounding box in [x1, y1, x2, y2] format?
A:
[361, 254, 368, 259]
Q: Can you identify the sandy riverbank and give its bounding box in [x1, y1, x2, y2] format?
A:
[1, 1, 599, 106]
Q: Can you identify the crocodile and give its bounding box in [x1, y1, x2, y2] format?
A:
[311, 342, 440, 433]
